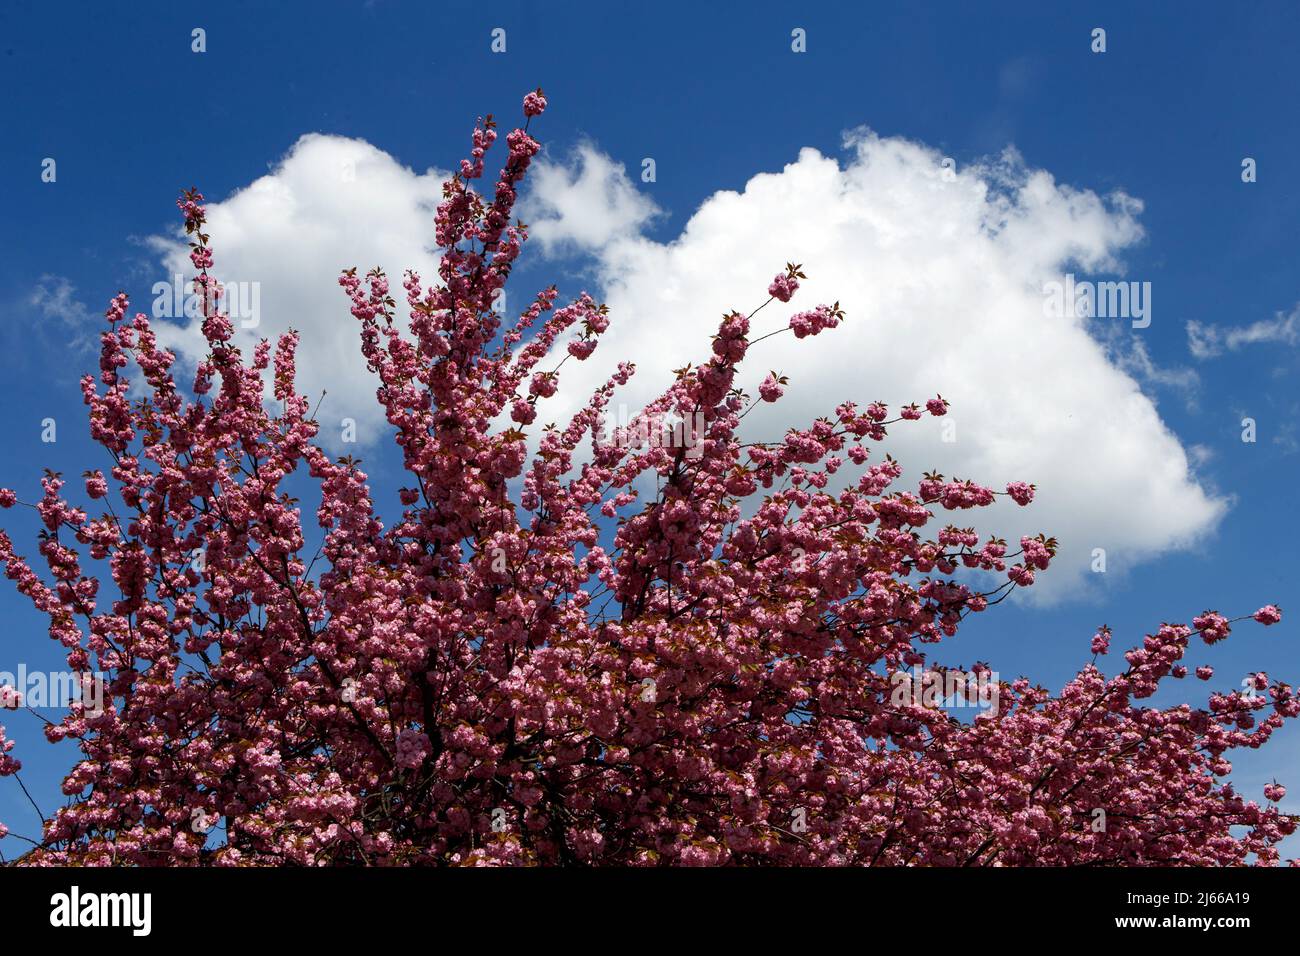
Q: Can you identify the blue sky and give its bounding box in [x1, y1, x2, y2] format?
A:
[1, 0, 1297, 852]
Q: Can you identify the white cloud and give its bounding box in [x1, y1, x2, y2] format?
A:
[522, 142, 659, 254]
[146, 134, 448, 446]
[1186, 443, 1215, 470]
[1106, 333, 1200, 403]
[1187, 305, 1300, 359]
[522, 132, 1228, 601]
[28, 275, 97, 351]
[141, 128, 1228, 601]
[30, 275, 93, 323]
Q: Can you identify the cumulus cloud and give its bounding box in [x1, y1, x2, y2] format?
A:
[522, 142, 660, 254]
[146, 134, 448, 445]
[1187, 305, 1300, 359]
[141, 127, 1228, 600]
[522, 132, 1228, 601]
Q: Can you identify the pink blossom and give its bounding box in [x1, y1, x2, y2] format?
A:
[1006, 481, 1035, 506]
[1254, 605, 1282, 626]
[522, 88, 547, 117]
[758, 372, 785, 402]
[789, 304, 841, 339]
[768, 273, 798, 303]
[84, 470, 109, 499]
[1193, 611, 1232, 644]
[395, 730, 433, 769]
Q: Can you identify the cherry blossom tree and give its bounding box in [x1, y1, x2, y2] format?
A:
[0, 91, 1293, 866]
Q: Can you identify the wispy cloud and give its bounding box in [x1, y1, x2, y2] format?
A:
[1103, 331, 1200, 406]
[1187, 304, 1300, 359]
[27, 274, 97, 351]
